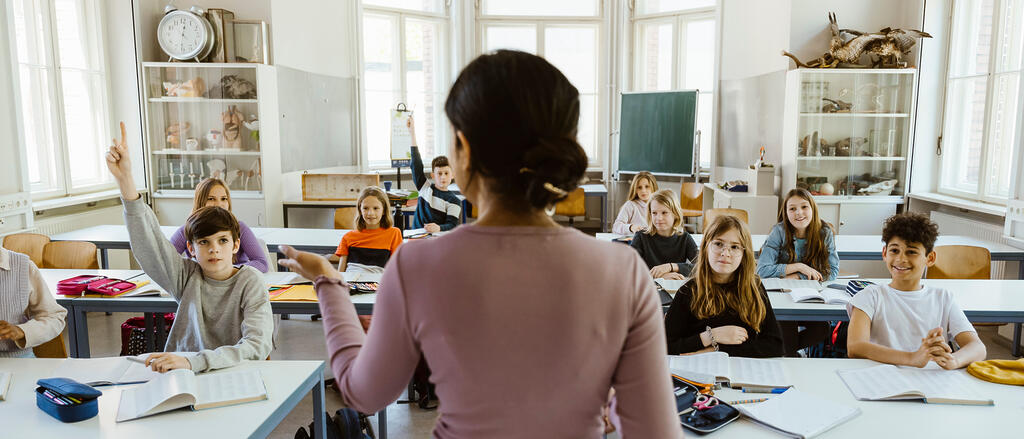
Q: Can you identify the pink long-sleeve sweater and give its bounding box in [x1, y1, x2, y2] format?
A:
[314, 224, 682, 438]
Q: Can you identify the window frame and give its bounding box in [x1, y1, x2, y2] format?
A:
[630, 5, 717, 169]
[937, 0, 1024, 205]
[11, 0, 114, 200]
[356, 1, 452, 169]
[475, 2, 608, 167]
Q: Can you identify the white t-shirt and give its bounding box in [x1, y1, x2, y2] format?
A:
[846, 283, 976, 352]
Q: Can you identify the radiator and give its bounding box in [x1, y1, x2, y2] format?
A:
[929, 210, 1008, 278]
[32, 206, 124, 236]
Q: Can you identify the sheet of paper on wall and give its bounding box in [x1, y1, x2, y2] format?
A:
[390, 106, 413, 167]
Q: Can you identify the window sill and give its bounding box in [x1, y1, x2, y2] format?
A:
[32, 188, 149, 212]
[908, 192, 1006, 217]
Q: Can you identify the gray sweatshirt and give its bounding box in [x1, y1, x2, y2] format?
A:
[123, 197, 273, 372]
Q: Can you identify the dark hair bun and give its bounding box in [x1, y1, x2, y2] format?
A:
[445, 50, 588, 211]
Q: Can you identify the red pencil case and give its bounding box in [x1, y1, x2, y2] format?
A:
[57, 276, 137, 296]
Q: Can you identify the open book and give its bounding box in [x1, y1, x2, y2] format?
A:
[655, 278, 687, 293]
[787, 287, 853, 305]
[761, 278, 828, 291]
[343, 272, 383, 283]
[51, 355, 163, 386]
[667, 352, 790, 389]
[837, 364, 993, 405]
[736, 389, 860, 438]
[0, 371, 10, 401]
[116, 369, 267, 422]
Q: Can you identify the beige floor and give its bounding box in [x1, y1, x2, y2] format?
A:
[81, 312, 1019, 439]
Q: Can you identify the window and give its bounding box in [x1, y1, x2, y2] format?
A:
[939, 0, 1024, 203]
[360, 0, 450, 167]
[632, 0, 716, 169]
[11, 0, 112, 199]
[478, 0, 605, 164]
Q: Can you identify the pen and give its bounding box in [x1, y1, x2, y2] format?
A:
[742, 387, 789, 394]
[728, 398, 769, 405]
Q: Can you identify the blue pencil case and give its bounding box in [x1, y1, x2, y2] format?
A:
[35, 377, 102, 423]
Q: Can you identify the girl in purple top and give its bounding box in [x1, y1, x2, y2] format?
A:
[280, 50, 681, 438]
[169, 178, 269, 273]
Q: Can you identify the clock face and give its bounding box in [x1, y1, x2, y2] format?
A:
[157, 11, 211, 60]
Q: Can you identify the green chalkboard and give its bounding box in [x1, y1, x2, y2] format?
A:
[618, 90, 698, 175]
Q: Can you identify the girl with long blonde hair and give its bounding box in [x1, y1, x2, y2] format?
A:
[664, 215, 784, 357]
[629, 189, 697, 279]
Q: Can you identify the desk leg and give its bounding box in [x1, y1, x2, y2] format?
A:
[312, 370, 326, 439]
[1014, 324, 1022, 358]
[378, 406, 387, 439]
[65, 304, 78, 358]
[601, 193, 608, 233]
[100, 248, 109, 269]
[74, 307, 91, 358]
[144, 313, 156, 352]
[283, 205, 290, 228]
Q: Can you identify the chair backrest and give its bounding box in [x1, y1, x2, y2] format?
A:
[928, 245, 991, 279]
[2, 233, 51, 266]
[679, 182, 704, 214]
[554, 187, 586, 217]
[41, 241, 99, 269]
[334, 207, 358, 230]
[257, 238, 275, 273]
[703, 208, 749, 233]
[33, 333, 68, 358]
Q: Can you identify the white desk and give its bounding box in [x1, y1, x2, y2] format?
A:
[0, 358, 327, 439]
[706, 358, 1018, 438]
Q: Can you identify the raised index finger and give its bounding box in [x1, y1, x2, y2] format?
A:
[119, 121, 127, 146]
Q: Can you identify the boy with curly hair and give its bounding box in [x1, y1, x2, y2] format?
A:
[846, 212, 986, 369]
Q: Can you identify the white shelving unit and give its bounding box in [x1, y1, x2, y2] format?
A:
[141, 62, 282, 227]
[782, 68, 918, 234]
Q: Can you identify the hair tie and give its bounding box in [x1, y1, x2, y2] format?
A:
[519, 167, 534, 174]
[543, 182, 569, 197]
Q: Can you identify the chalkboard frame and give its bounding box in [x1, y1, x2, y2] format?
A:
[617, 90, 700, 177]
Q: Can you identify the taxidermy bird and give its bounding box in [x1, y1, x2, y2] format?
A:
[782, 12, 931, 68]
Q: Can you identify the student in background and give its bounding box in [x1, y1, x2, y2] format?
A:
[846, 213, 986, 369]
[757, 188, 838, 356]
[169, 178, 269, 273]
[334, 187, 403, 273]
[630, 189, 698, 280]
[0, 247, 67, 358]
[664, 215, 784, 357]
[279, 50, 681, 438]
[106, 122, 272, 372]
[612, 171, 658, 235]
[408, 116, 461, 233]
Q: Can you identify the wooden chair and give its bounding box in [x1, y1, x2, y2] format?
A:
[2, 232, 51, 266]
[333, 207, 358, 230]
[680, 182, 704, 232]
[927, 245, 991, 280]
[703, 208, 749, 233]
[33, 333, 68, 358]
[41, 241, 99, 269]
[554, 187, 586, 226]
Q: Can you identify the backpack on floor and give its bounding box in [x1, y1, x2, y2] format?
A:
[293, 409, 374, 439]
[119, 313, 175, 356]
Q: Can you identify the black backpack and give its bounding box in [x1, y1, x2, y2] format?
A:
[294, 408, 375, 439]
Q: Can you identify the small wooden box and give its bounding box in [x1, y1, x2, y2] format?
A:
[301, 174, 380, 201]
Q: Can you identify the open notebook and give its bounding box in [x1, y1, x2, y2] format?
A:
[787, 287, 853, 305]
[51, 355, 163, 386]
[116, 368, 267, 422]
[837, 364, 993, 405]
[668, 352, 790, 389]
[0, 371, 10, 401]
[736, 389, 860, 438]
[761, 278, 830, 291]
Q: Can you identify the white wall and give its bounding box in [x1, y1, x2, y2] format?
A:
[270, 0, 357, 78]
[719, 0, 791, 81]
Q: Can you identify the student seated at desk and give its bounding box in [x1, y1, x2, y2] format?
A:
[279, 50, 681, 438]
[106, 122, 272, 373]
[169, 177, 270, 273]
[408, 116, 461, 233]
[757, 188, 837, 356]
[846, 212, 986, 369]
[335, 187, 403, 273]
[0, 247, 67, 358]
[665, 216, 784, 357]
[612, 171, 658, 235]
[629, 189, 698, 280]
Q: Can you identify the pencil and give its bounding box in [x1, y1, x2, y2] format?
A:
[728, 398, 768, 405]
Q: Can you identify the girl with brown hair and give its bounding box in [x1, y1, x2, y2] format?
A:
[612, 171, 658, 235]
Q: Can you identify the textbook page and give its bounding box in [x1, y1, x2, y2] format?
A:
[820, 288, 853, 305]
[737, 389, 860, 438]
[0, 371, 10, 400]
[837, 365, 917, 400]
[343, 272, 383, 283]
[264, 272, 305, 286]
[194, 369, 268, 409]
[52, 356, 162, 386]
[667, 352, 730, 381]
[836, 364, 990, 404]
[116, 369, 198, 422]
[788, 288, 824, 303]
[762, 278, 825, 291]
[728, 357, 790, 388]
